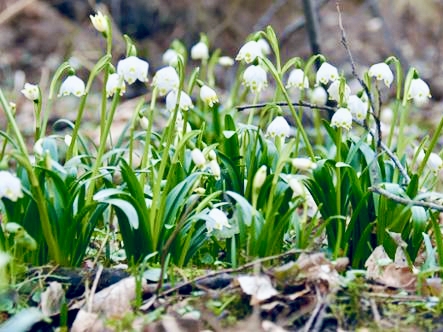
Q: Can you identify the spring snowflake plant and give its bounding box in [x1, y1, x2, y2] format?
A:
[0, 12, 441, 278]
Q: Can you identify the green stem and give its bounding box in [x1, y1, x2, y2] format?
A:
[335, 127, 343, 257]
[140, 88, 158, 188]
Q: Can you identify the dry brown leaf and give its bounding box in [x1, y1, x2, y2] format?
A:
[365, 245, 392, 280]
[237, 275, 279, 304]
[40, 281, 65, 317]
[71, 309, 102, 332]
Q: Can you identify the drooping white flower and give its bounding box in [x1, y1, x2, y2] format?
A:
[208, 159, 221, 180]
[331, 107, 353, 131]
[310, 86, 327, 106]
[286, 69, 309, 89]
[242, 65, 268, 93]
[266, 116, 290, 138]
[206, 208, 230, 233]
[191, 148, 206, 169]
[257, 38, 271, 55]
[166, 90, 193, 112]
[327, 80, 351, 103]
[90, 11, 108, 33]
[218, 56, 235, 67]
[200, 85, 219, 107]
[21, 83, 39, 101]
[162, 49, 179, 66]
[427, 152, 443, 173]
[106, 73, 126, 98]
[0, 171, 23, 201]
[191, 41, 209, 60]
[316, 62, 338, 85]
[291, 158, 317, 170]
[368, 63, 393, 87]
[58, 75, 86, 97]
[348, 95, 367, 121]
[253, 165, 267, 192]
[152, 66, 180, 96]
[117, 56, 149, 84]
[236, 40, 262, 64]
[408, 78, 431, 105]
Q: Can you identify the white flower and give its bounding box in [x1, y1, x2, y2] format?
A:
[428, 152, 443, 173]
[90, 11, 108, 33]
[286, 69, 309, 89]
[139, 116, 149, 130]
[242, 65, 268, 93]
[291, 158, 317, 170]
[208, 150, 217, 160]
[175, 111, 192, 134]
[117, 56, 149, 84]
[64, 135, 72, 147]
[310, 86, 327, 106]
[288, 177, 305, 198]
[253, 165, 267, 192]
[191, 148, 206, 169]
[21, 83, 39, 101]
[316, 62, 338, 85]
[0, 171, 23, 201]
[58, 75, 86, 97]
[408, 78, 431, 105]
[368, 63, 393, 87]
[191, 41, 209, 60]
[152, 66, 180, 96]
[208, 159, 221, 180]
[348, 95, 367, 121]
[236, 40, 262, 64]
[327, 80, 351, 103]
[331, 107, 353, 131]
[200, 85, 219, 107]
[218, 56, 234, 67]
[266, 116, 290, 138]
[166, 90, 193, 112]
[206, 208, 230, 233]
[0, 251, 10, 269]
[380, 107, 394, 124]
[257, 38, 271, 55]
[106, 73, 126, 98]
[162, 49, 179, 66]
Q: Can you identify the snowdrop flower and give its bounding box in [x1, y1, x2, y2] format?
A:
[206, 208, 230, 233]
[368, 63, 393, 87]
[316, 62, 338, 85]
[58, 75, 86, 97]
[327, 80, 351, 103]
[266, 116, 290, 138]
[218, 56, 234, 67]
[152, 66, 180, 96]
[291, 158, 317, 170]
[310, 86, 327, 106]
[21, 83, 39, 101]
[166, 90, 193, 112]
[288, 177, 305, 198]
[286, 69, 309, 89]
[0, 171, 23, 201]
[242, 65, 268, 93]
[200, 85, 219, 107]
[208, 159, 221, 180]
[331, 107, 353, 131]
[106, 73, 126, 97]
[408, 78, 431, 105]
[191, 41, 209, 60]
[162, 49, 179, 66]
[257, 38, 271, 55]
[90, 11, 108, 33]
[191, 148, 206, 169]
[117, 56, 149, 84]
[348, 95, 367, 121]
[427, 152, 443, 173]
[236, 40, 262, 64]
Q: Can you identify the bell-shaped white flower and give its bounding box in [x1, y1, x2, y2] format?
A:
[191, 41, 209, 60]
[162, 49, 179, 66]
[236, 40, 262, 64]
[408, 78, 431, 105]
[310, 86, 327, 106]
[200, 85, 219, 107]
[242, 65, 268, 93]
[90, 11, 108, 33]
[152, 66, 180, 96]
[368, 63, 393, 87]
[427, 152, 443, 174]
[327, 80, 351, 103]
[257, 38, 271, 55]
[266, 116, 290, 138]
[58, 75, 86, 97]
[331, 107, 352, 131]
[206, 208, 230, 233]
[106, 73, 126, 98]
[166, 90, 193, 112]
[291, 158, 317, 170]
[348, 95, 367, 121]
[218, 56, 234, 67]
[316, 62, 338, 85]
[21, 83, 39, 101]
[117, 56, 149, 85]
[191, 148, 206, 169]
[0, 171, 23, 202]
[286, 69, 309, 89]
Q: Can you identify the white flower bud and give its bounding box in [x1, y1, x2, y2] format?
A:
[162, 49, 179, 66]
[191, 148, 206, 169]
[90, 11, 108, 33]
[291, 158, 317, 170]
[21, 83, 39, 101]
[218, 56, 235, 67]
[252, 165, 267, 192]
[208, 159, 221, 180]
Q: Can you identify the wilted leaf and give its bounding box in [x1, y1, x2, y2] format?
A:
[71, 309, 102, 332]
[237, 275, 278, 304]
[40, 282, 65, 316]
